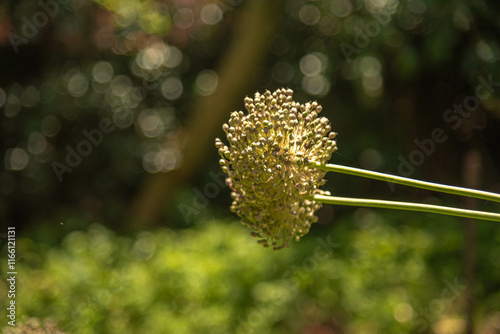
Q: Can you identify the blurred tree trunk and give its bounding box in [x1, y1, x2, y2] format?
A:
[129, 0, 283, 227]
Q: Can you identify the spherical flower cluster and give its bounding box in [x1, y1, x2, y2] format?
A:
[215, 88, 337, 250]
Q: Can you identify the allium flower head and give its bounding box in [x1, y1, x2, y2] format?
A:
[216, 88, 337, 249]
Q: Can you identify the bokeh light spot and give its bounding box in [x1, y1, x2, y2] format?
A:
[195, 70, 218, 96]
[92, 62, 114, 83]
[164, 46, 183, 68]
[300, 53, 326, 76]
[5, 148, 30, 171]
[115, 6, 137, 28]
[111, 75, 133, 97]
[137, 44, 167, 70]
[453, 6, 472, 32]
[138, 109, 165, 138]
[174, 8, 195, 29]
[476, 41, 495, 62]
[362, 75, 383, 97]
[113, 107, 134, 129]
[407, 0, 427, 14]
[330, 0, 353, 17]
[28, 132, 48, 155]
[359, 148, 383, 170]
[161, 77, 183, 100]
[68, 73, 89, 97]
[360, 56, 382, 77]
[132, 232, 156, 259]
[5, 94, 21, 118]
[365, 0, 390, 11]
[301, 75, 330, 96]
[317, 15, 341, 36]
[393, 303, 413, 323]
[299, 5, 321, 25]
[143, 150, 160, 173]
[397, 11, 421, 30]
[142, 147, 179, 173]
[200, 4, 223, 25]
[157, 148, 178, 172]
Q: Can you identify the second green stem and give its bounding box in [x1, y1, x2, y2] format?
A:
[311, 194, 500, 222]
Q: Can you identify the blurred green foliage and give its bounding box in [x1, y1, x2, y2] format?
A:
[2, 213, 500, 333]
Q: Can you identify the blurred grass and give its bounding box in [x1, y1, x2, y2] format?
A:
[2, 212, 500, 333]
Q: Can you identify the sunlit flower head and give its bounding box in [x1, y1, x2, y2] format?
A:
[216, 88, 337, 249]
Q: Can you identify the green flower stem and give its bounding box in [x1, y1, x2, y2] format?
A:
[311, 194, 500, 222]
[310, 162, 500, 203]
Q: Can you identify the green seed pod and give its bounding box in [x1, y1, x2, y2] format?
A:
[215, 138, 224, 149]
[214, 88, 337, 250]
